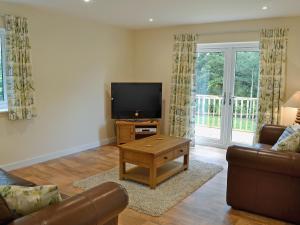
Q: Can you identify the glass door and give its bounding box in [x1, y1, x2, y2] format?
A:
[230, 49, 260, 145]
[195, 42, 259, 148]
[195, 49, 226, 147]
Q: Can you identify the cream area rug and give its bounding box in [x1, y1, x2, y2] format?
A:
[73, 160, 223, 216]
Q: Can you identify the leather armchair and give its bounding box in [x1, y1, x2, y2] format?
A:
[8, 182, 128, 225]
[0, 169, 128, 225]
[226, 124, 300, 224]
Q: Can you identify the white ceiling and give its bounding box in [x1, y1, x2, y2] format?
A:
[4, 0, 300, 29]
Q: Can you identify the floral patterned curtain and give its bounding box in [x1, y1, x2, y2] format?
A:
[169, 33, 197, 143]
[5, 15, 36, 120]
[255, 28, 288, 141]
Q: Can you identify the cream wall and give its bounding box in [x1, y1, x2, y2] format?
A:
[0, 2, 134, 167]
[1, 3, 300, 167]
[133, 17, 300, 133]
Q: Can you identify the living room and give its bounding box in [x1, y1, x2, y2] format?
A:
[0, 0, 299, 225]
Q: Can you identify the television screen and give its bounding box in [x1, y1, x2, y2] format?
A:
[111, 83, 162, 119]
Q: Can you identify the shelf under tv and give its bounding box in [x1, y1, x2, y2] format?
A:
[115, 120, 160, 145]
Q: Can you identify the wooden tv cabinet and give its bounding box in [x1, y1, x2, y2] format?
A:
[116, 120, 160, 145]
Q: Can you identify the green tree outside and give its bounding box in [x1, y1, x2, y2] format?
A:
[195, 51, 259, 97]
[195, 51, 260, 132]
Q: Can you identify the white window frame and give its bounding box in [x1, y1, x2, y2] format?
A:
[0, 28, 7, 112]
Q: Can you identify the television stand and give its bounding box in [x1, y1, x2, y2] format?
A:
[116, 120, 160, 145]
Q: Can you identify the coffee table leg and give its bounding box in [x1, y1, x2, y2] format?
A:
[119, 150, 126, 180]
[119, 162, 126, 180]
[149, 165, 157, 189]
[184, 153, 189, 170]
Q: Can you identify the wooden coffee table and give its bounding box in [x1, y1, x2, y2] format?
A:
[118, 135, 190, 189]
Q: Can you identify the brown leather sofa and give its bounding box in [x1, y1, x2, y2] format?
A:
[226, 124, 300, 224]
[0, 169, 128, 225]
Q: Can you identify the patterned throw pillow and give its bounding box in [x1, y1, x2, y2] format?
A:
[272, 124, 300, 150]
[272, 130, 300, 152]
[276, 124, 300, 143]
[0, 185, 62, 216]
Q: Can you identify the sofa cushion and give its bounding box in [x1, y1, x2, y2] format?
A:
[0, 195, 14, 225]
[272, 130, 300, 152]
[0, 185, 62, 216]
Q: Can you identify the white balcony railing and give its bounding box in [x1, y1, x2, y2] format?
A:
[195, 94, 258, 132]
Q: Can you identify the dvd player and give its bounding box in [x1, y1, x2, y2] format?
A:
[135, 128, 157, 133]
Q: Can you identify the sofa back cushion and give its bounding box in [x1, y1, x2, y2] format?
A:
[259, 125, 286, 145]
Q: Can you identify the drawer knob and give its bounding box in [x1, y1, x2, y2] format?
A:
[164, 156, 168, 160]
[180, 150, 184, 153]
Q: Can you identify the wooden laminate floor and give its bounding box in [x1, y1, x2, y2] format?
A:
[11, 145, 291, 225]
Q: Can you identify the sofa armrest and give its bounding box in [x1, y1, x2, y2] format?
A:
[9, 182, 128, 225]
[258, 124, 286, 145]
[227, 145, 300, 177]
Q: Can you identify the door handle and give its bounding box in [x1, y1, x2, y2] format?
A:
[229, 93, 235, 106]
[223, 92, 226, 105]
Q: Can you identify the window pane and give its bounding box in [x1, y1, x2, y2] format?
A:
[196, 52, 224, 96]
[0, 36, 3, 102]
[195, 52, 225, 141]
[231, 51, 260, 145]
[234, 51, 260, 98]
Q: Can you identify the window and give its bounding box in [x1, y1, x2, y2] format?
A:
[0, 28, 7, 112]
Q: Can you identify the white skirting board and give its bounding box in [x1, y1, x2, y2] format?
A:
[1, 137, 116, 171]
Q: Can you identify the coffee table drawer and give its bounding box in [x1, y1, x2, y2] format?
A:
[155, 151, 174, 166]
[175, 145, 189, 157]
[123, 151, 152, 167]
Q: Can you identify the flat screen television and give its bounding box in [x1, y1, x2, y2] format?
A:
[111, 82, 162, 119]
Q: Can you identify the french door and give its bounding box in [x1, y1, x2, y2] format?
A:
[195, 42, 260, 148]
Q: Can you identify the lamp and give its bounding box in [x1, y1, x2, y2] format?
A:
[284, 91, 300, 124]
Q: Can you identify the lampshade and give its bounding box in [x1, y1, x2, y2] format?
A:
[284, 91, 300, 108]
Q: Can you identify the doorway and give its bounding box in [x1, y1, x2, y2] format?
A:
[195, 42, 260, 148]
